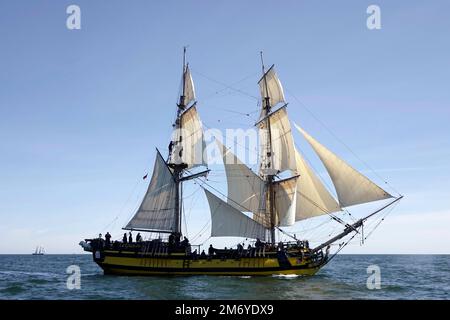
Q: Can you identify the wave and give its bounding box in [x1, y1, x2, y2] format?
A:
[0, 270, 57, 278]
[271, 274, 300, 279]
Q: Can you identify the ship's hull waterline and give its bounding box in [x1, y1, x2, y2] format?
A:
[92, 250, 326, 276]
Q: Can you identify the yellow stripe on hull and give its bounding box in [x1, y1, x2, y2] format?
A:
[102, 267, 320, 276]
[96, 254, 324, 276]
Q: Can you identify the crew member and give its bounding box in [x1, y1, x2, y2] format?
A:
[169, 233, 175, 247]
[181, 236, 189, 248]
[174, 233, 181, 246]
[105, 232, 111, 247]
[208, 244, 215, 256]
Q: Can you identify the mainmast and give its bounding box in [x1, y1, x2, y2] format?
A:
[171, 47, 189, 235]
[260, 52, 276, 244]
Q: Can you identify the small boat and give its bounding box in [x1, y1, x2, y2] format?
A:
[80, 48, 402, 276]
[32, 246, 45, 255]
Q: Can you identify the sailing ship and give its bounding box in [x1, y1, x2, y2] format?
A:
[80, 49, 402, 276]
[32, 246, 45, 255]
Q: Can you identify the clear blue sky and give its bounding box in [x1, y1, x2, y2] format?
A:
[0, 1, 449, 254]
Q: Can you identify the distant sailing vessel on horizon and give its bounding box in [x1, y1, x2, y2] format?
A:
[80, 48, 402, 276]
[32, 246, 45, 255]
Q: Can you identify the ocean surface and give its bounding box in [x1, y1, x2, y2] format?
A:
[0, 254, 448, 300]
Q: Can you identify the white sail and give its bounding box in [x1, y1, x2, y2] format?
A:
[216, 140, 264, 213]
[258, 66, 285, 107]
[204, 189, 267, 241]
[295, 124, 392, 207]
[294, 148, 341, 220]
[273, 177, 298, 226]
[175, 105, 205, 168]
[183, 66, 195, 106]
[125, 151, 177, 232]
[258, 107, 297, 175]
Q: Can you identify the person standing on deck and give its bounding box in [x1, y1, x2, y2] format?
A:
[128, 232, 133, 243]
[122, 233, 127, 243]
[105, 232, 111, 247]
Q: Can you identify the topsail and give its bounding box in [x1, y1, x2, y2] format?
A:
[258, 65, 285, 107]
[183, 65, 196, 107]
[178, 105, 206, 168]
[258, 107, 297, 175]
[273, 176, 298, 226]
[170, 68, 205, 168]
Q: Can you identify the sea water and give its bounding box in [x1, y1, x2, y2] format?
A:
[0, 254, 448, 300]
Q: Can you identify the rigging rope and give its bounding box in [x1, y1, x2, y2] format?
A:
[99, 177, 143, 234]
[286, 89, 402, 197]
[363, 200, 399, 241]
[191, 69, 259, 101]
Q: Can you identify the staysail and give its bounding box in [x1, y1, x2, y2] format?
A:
[294, 147, 341, 220]
[125, 150, 177, 232]
[204, 189, 267, 240]
[272, 146, 342, 225]
[295, 124, 392, 207]
[215, 140, 264, 213]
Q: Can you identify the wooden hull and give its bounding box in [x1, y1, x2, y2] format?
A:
[93, 250, 326, 276]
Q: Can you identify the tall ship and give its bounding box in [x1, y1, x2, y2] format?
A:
[80, 49, 402, 276]
[32, 246, 45, 255]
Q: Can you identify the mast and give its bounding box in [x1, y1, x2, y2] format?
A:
[172, 47, 189, 235]
[260, 52, 276, 244]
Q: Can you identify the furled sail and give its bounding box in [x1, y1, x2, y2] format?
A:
[183, 66, 196, 106]
[258, 107, 297, 175]
[171, 105, 206, 168]
[125, 151, 177, 232]
[258, 65, 285, 107]
[294, 148, 341, 220]
[215, 140, 264, 213]
[273, 176, 298, 226]
[204, 189, 267, 240]
[295, 124, 392, 207]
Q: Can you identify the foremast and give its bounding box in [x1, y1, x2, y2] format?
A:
[169, 47, 209, 235]
[124, 47, 206, 235]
